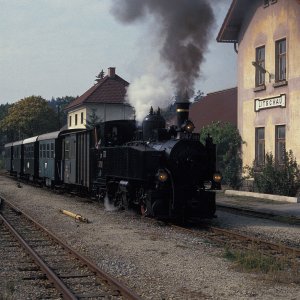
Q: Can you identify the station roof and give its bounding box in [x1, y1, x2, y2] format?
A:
[217, 0, 252, 43]
[65, 71, 129, 111]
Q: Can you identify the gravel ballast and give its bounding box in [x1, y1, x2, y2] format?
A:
[1, 174, 300, 300]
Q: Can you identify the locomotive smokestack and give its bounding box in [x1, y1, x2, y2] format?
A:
[176, 102, 190, 128]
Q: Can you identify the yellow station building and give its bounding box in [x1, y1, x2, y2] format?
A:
[218, 0, 300, 168]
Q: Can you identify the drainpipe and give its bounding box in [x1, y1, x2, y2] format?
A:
[234, 42, 238, 54]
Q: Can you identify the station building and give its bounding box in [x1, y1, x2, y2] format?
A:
[217, 0, 300, 168]
[65, 67, 134, 130]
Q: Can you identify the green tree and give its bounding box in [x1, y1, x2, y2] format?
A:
[48, 96, 76, 129]
[193, 89, 204, 102]
[95, 69, 105, 82]
[0, 103, 12, 141]
[0, 96, 59, 140]
[200, 121, 243, 189]
[85, 108, 102, 129]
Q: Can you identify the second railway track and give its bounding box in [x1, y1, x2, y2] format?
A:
[0, 196, 142, 300]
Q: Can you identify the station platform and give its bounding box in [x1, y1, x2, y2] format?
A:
[216, 190, 300, 221]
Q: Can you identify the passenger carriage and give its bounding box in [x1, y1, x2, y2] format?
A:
[38, 131, 62, 187]
[12, 140, 23, 178]
[4, 142, 14, 174]
[23, 136, 39, 181]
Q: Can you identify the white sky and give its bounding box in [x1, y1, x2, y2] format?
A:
[0, 0, 236, 105]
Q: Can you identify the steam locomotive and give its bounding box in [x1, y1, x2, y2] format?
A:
[4, 102, 221, 222]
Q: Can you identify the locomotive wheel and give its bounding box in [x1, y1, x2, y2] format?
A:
[137, 187, 149, 216]
[140, 204, 146, 216]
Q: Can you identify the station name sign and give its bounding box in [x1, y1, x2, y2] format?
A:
[255, 94, 286, 112]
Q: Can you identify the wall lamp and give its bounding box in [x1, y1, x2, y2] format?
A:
[252, 61, 273, 83]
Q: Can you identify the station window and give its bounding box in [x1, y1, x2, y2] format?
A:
[75, 114, 78, 126]
[69, 116, 72, 127]
[275, 125, 286, 165]
[255, 46, 265, 87]
[275, 39, 286, 82]
[81, 112, 84, 124]
[255, 127, 265, 166]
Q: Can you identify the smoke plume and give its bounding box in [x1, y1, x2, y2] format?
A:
[111, 0, 215, 119]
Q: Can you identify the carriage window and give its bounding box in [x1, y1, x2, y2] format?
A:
[43, 144, 46, 158]
[65, 141, 70, 159]
[51, 143, 54, 158]
[40, 144, 42, 158]
[46, 144, 50, 158]
[112, 127, 118, 136]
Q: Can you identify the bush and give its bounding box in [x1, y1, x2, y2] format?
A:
[244, 150, 300, 197]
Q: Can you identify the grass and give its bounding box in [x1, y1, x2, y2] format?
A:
[223, 246, 300, 283]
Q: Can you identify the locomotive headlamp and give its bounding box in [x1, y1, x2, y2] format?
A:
[213, 173, 222, 183]
[157, 169, 168, 182]
[182, 120, 195, 133]
[211, 172, 222, 190]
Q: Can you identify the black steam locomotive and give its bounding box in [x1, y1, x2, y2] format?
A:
[4, 103, 221, 222]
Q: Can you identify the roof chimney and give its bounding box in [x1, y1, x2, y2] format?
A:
[108, 67, 116, 77]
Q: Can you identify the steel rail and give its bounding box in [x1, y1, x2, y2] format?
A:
[170, 223, 300, 257]
[209, 226, 300, 256]
[0, 197, 142, 300]
[0, 213, 77, 300]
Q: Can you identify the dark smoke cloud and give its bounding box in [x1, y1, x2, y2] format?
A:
[111, 0, 215, 101]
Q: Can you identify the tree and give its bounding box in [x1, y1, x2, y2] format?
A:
[0, 96, 59, 140]
[200, 121, 243, 189]
[95, 69, 105, 83]
[48, 96, 76, 129]
[85, 108, 102, 129]
[193, 89, 204, 102]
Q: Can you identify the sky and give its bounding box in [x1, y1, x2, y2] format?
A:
[0, 0, 236, 105]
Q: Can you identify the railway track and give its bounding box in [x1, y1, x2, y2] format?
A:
[0, 196, 142, 300]
[169, 222, 300, 269]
